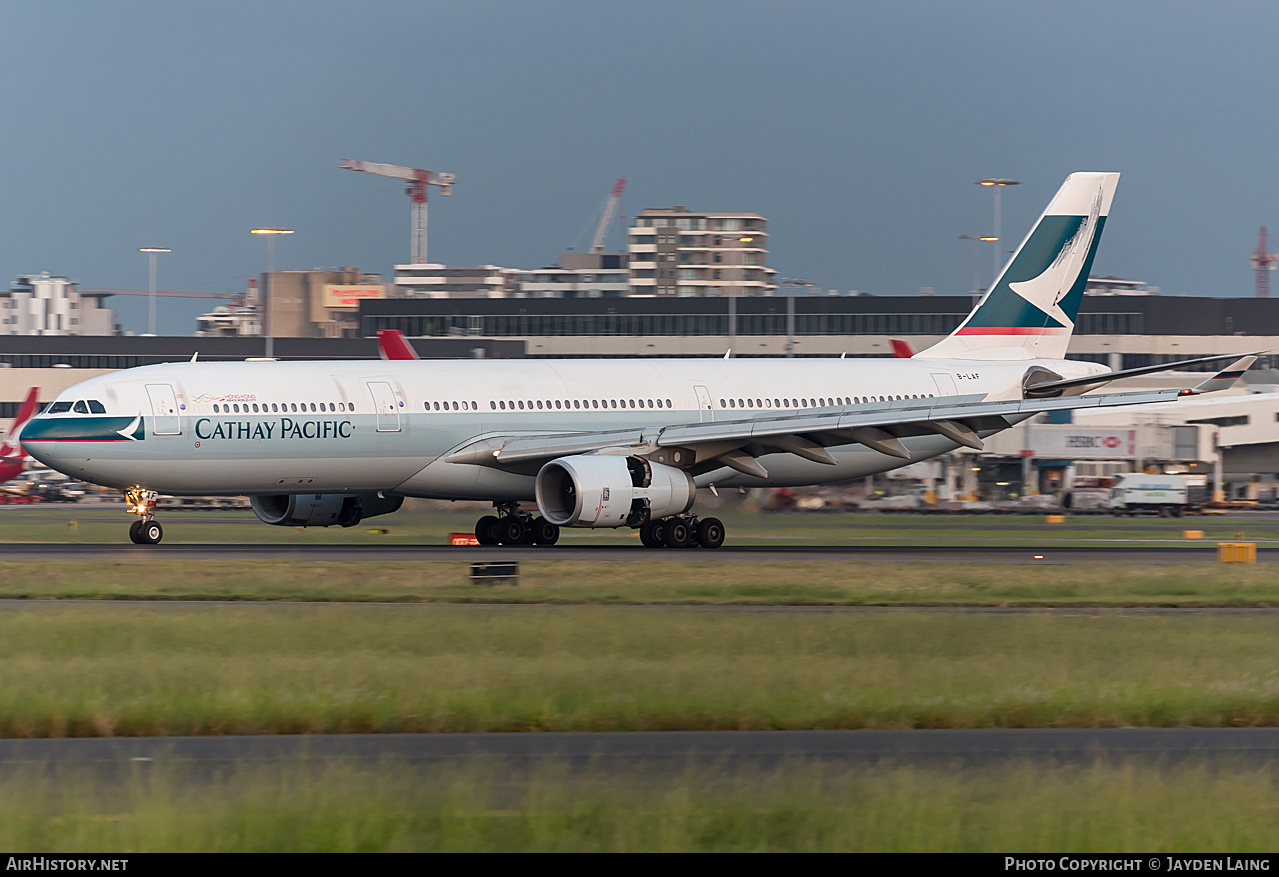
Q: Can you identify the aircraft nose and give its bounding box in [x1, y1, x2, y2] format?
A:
[20, 414, 144, 469]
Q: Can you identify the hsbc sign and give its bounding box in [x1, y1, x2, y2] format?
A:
[1065, 435, 1123, 449]
[1029, 428, 1137, 459]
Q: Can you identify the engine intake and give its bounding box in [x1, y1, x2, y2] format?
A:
[535, 455, 694, 528]
[250, 492, 404, 528]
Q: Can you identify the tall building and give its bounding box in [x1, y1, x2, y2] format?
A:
[628, 207, 777, 297]
[259, 268, 384, 338]
[0, 273, 116, 335]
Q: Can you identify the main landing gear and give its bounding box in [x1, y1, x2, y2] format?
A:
[639, 515, 725, 550]
[124, 487, 163, 545]
[474, 503, 560, 547]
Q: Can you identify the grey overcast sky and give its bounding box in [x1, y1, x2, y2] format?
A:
[3, 0, 1278, 334]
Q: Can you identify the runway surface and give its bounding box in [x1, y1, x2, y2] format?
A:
[4, 729, 1279, 775]
[0, 542, 1271, 563]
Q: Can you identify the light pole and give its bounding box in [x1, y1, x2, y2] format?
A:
[781, 278, 814, 358]
[976, 179, 1019, 283]
[250, 228, 295, 358]
[138, 248, 171, 335]
[958, 235, 998, 296]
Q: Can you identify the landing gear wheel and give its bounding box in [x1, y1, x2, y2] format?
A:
[498, 516, 527, 545]
[128, 520, 144, 544]
[139, 521, 163, 545]
[475, 515, 500, 545]
[662, 517, 694, 549]
[531, 517, 560, 546]
[696, 517, 725, 550]
[518, 518, 538, 545]
[639, 521, 664, 548]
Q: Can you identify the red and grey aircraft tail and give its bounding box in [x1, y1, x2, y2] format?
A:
[0, 387, 40, 484]
[377, 329, 420, 361]
[918, 172, 1119, 362]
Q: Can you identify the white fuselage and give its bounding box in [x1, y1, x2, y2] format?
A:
[21, 356, 1104, 500]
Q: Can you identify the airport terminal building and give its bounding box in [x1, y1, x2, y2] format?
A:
[356, 293, 1276, 369]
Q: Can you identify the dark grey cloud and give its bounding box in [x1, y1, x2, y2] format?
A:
[1, 1, 1274, 332]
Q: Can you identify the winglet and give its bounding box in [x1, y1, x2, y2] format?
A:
[377, 329, 421, 361]
[1187, 355, 1259, 394]
[889, 339, 915, 358]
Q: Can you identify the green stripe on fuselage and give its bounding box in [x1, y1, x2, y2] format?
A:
[20, 416, 144, 442]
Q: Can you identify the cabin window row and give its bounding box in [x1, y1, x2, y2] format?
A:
[211, 402, 353, 414]
[485, 398, 674, 411]
[718, 394, 935, 409]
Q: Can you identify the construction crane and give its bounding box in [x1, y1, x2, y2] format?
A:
[339, 160, 455, 264]
[1253, 226, 1279, 298]
[590, 178, 627, 253]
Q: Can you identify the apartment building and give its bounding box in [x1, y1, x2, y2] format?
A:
[628, 207, 777, 297]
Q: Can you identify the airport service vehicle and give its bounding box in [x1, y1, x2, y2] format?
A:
[20, 173, 1255, 546]
[1107, 473, 1207, 517]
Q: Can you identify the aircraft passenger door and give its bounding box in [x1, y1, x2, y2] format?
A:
[144, 384, 182, 435]
[693, 385, 714, 422]
[930, 373, 958, 398]
[367, 381, 401, 432]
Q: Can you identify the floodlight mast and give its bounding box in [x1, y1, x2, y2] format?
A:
[340, 160, 455, 264]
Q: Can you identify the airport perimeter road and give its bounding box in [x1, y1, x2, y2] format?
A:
[4, 729, 1279, 775]
[0, 543, 1273, 564]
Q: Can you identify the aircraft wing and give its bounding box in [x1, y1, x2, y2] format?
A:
[445, 356, 1252, 477]
[1024, 353, 1260, 396]
[445, 386, 1187, 477]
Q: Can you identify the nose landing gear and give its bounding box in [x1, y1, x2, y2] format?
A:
[124, 487, 163, 545]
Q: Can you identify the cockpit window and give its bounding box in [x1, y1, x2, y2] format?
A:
[73, 401, 89, 414]
[47, 401, 73, 414]
[87, 400, 106, 414]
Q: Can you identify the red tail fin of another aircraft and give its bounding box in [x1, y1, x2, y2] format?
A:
[377, 329, 421, 361]
[0, 387, 39, 484]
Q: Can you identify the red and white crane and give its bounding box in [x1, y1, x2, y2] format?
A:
[340, 160, 455, 264]
[1253, 226, 1279, 298]
[590, 178, 627, 253]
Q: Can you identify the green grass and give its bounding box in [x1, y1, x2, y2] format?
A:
[2, 505, 1273, 547]
[5, 759, 1279, 851]
[5, 559, 1279, 606]
[3, 605, 1279, 736]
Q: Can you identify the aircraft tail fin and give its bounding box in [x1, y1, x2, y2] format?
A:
[0, 387, 39, 461]
[917, 172, 1119, 362]
[377, 329, 421, 361]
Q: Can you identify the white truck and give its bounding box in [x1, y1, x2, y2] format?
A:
[1107, 474, 1207, 517]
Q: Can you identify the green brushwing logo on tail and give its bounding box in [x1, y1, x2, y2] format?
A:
[958, 183, 1108, 337]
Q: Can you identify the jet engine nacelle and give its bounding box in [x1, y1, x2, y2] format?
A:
[250, 492, 404, 528]
[535, 455, 694, 528]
